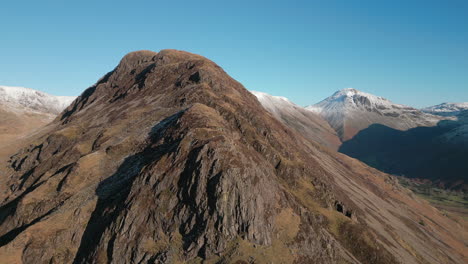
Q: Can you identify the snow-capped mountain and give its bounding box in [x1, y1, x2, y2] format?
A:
[0, 85, 76, 115]
[421, 102, 468, 116]
[251, 91, 295, 114]
[251, 91, 341, 149]
[306, 88, 446, 141]
[0, 86, 76, 148]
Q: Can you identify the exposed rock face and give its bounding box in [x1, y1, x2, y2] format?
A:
[0, 50, 466, 264]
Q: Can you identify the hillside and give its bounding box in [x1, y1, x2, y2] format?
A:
[0, 86, 76, 159]
[251, 91, 341, 150]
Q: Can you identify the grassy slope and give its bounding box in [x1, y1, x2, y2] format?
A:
[398, 177, 468, 220]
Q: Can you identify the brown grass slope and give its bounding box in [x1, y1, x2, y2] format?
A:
[0, 106, 57, 176]
[0, 106, 54, 147]
[0, 50, 466, 264]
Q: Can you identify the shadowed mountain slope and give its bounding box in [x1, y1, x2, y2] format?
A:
[422, 102, 468, 116]
[340, 117, 468, 191]
[0, 50, 466, 264]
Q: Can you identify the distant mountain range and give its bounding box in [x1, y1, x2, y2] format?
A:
[422, 102, 468, 116]
[0, 86, 76, 151]
[0, 86, 75, 115]
[252, 88, 467, 190]
[306, 88, 447, 141]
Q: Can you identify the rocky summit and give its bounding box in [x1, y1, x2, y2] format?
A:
[0, 50, 466, 264]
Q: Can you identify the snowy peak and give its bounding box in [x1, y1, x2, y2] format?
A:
[251, 91, 298, 112]
[307, 88, 413, 114]
[326, 88, 387, 102]
[306, 88, 445, 141]
[422, 102, 468, 116]
[0, 85, 76, 115]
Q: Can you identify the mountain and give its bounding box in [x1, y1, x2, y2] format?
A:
[251, 91, 341, 150]
[422, 102, 468, 116]
[339, 118, 468, 191]
[306, 88, 467, 190]
[0, 86, 76, 157]
[0, 50, 466, 264]
[437, 110, 468, 145]
[303, 90, 467, 190]
[306, 88, 445, 141]
[0, 86, 75, 115]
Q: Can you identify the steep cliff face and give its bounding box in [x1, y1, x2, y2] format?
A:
[0, 50, 466, 264]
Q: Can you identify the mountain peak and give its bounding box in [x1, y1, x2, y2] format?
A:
[251, 90, 293, 104]
[329, 88, 389, 103]
[307, 88, 444, 140]
[0, 85, 76, 115]
[58, 49, 254, 124]
[118, 50, 158, 67]
[337, 87, 360, 95]
[114, 50, 217, 77]
[422, 102, 468, 116]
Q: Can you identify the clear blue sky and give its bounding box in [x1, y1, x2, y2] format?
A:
[1, 0, 467, 108]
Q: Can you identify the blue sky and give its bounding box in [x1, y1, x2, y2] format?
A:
[1, 0, 467, 108]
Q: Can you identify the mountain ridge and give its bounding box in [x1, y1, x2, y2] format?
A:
[422, 102, 468, 116]
[306, 88, 446, 141]
[0, 86, 76, 156]
[0, 50, 466, 263]
[0, 85, 75, 115]
[251, 90, 341, 150]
